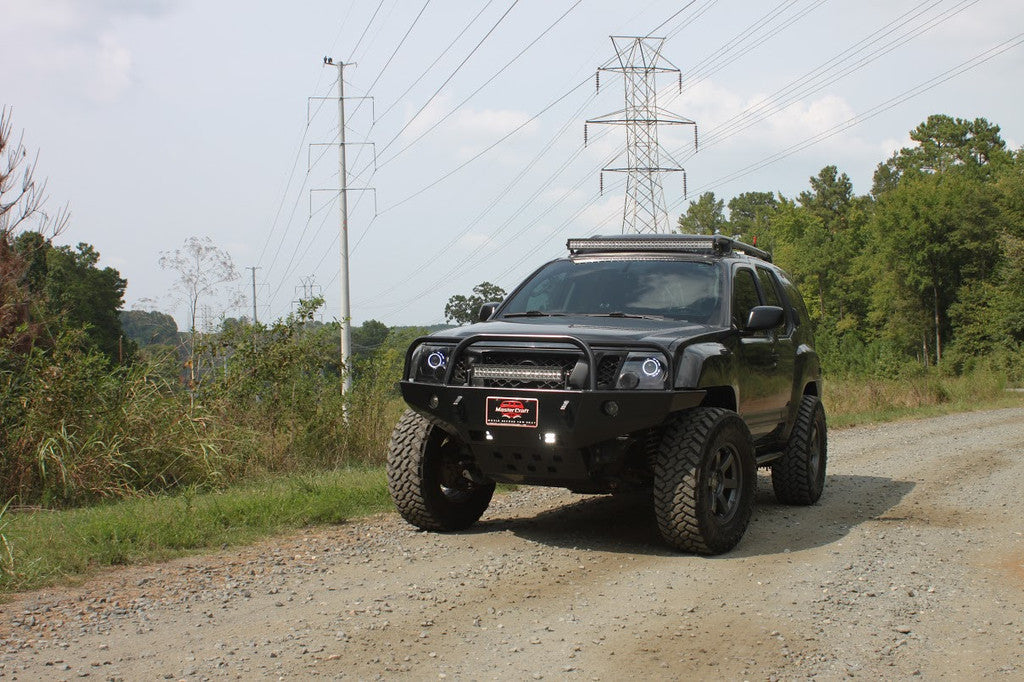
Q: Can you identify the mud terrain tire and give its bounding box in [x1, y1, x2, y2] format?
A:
[387, 409, 495, 531]
[772, 395, 827, 505]
[653, 408, 756, 554]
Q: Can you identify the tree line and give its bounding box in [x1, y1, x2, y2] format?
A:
[677, 114, 1023, 379]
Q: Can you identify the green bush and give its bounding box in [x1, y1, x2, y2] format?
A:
[0, 329, 236, 506]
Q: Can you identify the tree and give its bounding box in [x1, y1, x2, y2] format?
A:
[773, 167, 868, 324]
[352, 319, 389, 366]
[159, 236, 240, 388]
[872, 115, 1008, 194]
[866, 171, 1000, 363]
[798, 165, 854, 231]
[121, 309, 180, 347]
[0, 107, 69, 351]
[677, 191, 726, 234]
[727, 191, 778, 245]
[12, 236, 132, 364]
[444, 282, 506, 325]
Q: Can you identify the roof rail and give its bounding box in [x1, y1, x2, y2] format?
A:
[566, 234, 772, 262]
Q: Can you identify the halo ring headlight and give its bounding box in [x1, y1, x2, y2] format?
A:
[641, 357, 662, 378]
[426, 350, 447, 370]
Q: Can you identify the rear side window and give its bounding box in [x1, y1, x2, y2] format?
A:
[756, 267, 783, 307]
[732, 268, 761, 329]
[775, 270, 811, 327]
[757, 266, 795, 332]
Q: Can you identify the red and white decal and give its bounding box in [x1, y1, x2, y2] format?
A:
[485, 396, 539, 427]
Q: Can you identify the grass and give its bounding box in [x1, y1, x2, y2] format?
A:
[824, 370, 1023, 428]
[0, 468, 391, 596]
[1, 373, 1021, 598]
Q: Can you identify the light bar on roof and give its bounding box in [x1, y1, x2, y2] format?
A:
[566, 234, 772, 262]
[567, 236, 716, 253]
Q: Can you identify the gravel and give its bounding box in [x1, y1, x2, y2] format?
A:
[1, 407, 1023, 680]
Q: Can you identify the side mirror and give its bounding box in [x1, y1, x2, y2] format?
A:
[478, 302, 500, 322]
[744, 305, 784, 332]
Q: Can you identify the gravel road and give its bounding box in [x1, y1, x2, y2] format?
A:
[2, 407, 1023, 681]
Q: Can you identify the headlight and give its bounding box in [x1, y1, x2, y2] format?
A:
[409, 343, 456, 384]
[616, 352, 670, 390]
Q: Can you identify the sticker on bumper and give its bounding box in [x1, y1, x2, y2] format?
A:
[485, 397, 539, 427]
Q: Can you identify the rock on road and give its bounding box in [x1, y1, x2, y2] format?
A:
[2, 407, 1023, 680]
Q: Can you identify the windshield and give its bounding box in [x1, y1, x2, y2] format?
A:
[501, 258, 722, 322]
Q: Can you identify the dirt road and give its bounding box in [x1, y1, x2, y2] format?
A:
[2, 407, 1023, 680]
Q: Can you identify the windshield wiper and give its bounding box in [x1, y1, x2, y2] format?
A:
[584, 311, 665, 320]
[503, 310, 565, 318]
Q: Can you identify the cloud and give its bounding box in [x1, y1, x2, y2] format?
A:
[400, 94, 539, 161]
[0, 0, 170, 103]
[92, 33, 134, 102]
[576, 194, 622, 232]
[763, 94, 856, 146]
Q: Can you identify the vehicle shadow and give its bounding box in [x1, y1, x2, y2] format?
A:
[472, 473, 915, 557]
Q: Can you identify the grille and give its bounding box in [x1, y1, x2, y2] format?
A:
[597, 355, 621, 389]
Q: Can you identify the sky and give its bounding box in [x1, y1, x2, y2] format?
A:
[2, 0, 1023, 330]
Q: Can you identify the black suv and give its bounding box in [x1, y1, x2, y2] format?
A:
[387, 234, 826, 554]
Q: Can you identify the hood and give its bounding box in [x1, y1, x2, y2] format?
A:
[427, 315, 726, 351]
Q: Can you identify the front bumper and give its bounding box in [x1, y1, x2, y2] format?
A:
[400, 381, 705, 485]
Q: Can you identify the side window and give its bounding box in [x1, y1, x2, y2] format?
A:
[757, 266, 793, 333]
[756, 267, 782, 307]
[775, 270, 811, 328]
[732, 267, 761, 329]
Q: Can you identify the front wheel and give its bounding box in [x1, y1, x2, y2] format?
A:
[653, 408, 756, 554]
[387, 409, 495, 531]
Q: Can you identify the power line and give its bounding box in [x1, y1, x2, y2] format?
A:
[374, 0, 523, 161]
[675, 30, 1024, 202]
[669, 0, 980, 164]
[347, 0, 433, 123]
[346, 0, 388, 63]
[377, 0, 581, 168]
[255, 79, 338, 270]
[373, 0, 500, 124]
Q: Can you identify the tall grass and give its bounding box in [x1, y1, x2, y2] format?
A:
[824, 366, 1017, 427]
[1, 313, 408, 507]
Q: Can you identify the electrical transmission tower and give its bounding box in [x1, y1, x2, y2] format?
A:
[586, 36, 697, 234]
[293, 275, 324, 320]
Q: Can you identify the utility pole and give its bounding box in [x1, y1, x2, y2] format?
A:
[586, 36, 697, 234]
[246, 266, 260, 325]
[314, 56, 375, 400]
[336, 61, 353, 397]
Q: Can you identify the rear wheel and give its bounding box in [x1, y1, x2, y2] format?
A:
[772, 395, 827, 505]
[653, 408, 756, 554]
[387, 409, 495, 531]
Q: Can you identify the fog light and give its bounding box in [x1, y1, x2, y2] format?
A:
[485, 431, 494, 441]
[543, 432, 557, 445]
[603, 400, 619, 417]
[617, 372, 639, 389]
[428, 395, 439, 409]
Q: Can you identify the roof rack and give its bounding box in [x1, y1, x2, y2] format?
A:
[566, 234, 772, 263]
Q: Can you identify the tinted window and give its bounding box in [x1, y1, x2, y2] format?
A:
[732, 268, 761, 329]
[775, 270, 811, 327]
[756, 267, 782, 307]
[501, 259, 722, 322]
